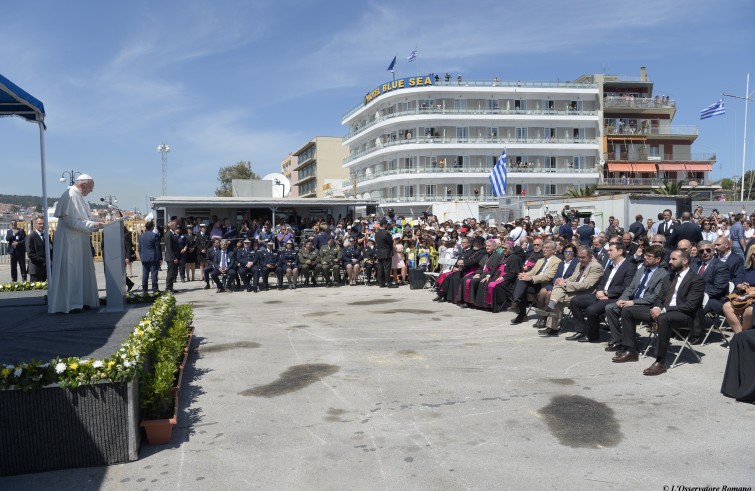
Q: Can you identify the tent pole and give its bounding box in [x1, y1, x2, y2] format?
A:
[39, 120, 52, 287]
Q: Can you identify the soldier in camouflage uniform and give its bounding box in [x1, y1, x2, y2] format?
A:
[318, 236, 341, 287]
[298, 239, 320, 287]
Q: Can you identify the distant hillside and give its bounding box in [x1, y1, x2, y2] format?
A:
[0, 194, 107, 211]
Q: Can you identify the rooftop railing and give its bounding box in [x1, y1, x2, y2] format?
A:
[603, 177, 705, 186]
[344, 107, 599, 140]
[342, 79, 599, 120]
[344, 136, 599, 164]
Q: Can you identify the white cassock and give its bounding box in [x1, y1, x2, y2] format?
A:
[48, 186, 99, 313]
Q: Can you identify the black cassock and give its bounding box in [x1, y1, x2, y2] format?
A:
[491, 254, 523, 313]
[721, 330, 755, 403]
[444, 247, 486, 304]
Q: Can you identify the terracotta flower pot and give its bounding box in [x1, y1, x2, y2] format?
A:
[141, 393, 178, 445]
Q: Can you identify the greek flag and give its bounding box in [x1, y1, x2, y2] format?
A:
[407, 49, 417, 62]
[700, 99, 725, 119]
[489, 149, 508, 197]
[387, 56, 396, 72]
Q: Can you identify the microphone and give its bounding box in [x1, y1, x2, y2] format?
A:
[101, 198, 124, 218]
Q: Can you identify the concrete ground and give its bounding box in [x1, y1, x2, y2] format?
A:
[0, 263, 753, 490]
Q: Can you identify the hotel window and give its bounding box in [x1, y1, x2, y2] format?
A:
[573, 128, 585, 140]
[545, 100, 555, 111]
[544, 184, 556, 195]
[515, 127, 528, 141]
[457, 184, 464, 195]
[544, 128, 556, 140]
[425, 184, 436, 196]
[454, 99, 467, 110]
[405, 157, 415, 170]
[487, 99, 499, 111]
[544, 156, 556, 169]
[456, 127, 468, 141]
[572, 157, 585, 169]
[649, 145, 660, 157]
[514, 99, 526, 111]
[405, 185, 415, 198]
[487, 127, 498, 139]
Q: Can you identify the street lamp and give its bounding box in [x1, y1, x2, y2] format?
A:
[60, 170, 81, 186]
[157, 143, 170, 196]
[274, 178, 286, 198]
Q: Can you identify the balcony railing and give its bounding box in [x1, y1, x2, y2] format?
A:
[605, 125, 698, 137]
[344, 136, 599, 164]
[603, 177, 705, 186]
[603, 96, 675, 110]
[374, 193, 560, 204]
[604, 152, 716, 162]
[344, 106, 599, 140]
[342, 79, 598, 120]
[351, 165, 598, 183]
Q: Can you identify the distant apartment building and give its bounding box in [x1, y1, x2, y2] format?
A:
[292, 136, 349, 198]
[281, 153, 299, 198]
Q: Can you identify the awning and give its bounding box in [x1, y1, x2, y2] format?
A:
[632, 163, 657, 173]
[685, 163, 712, 172]
[607, 163, 633, 172]
[657, 163, 686, 171]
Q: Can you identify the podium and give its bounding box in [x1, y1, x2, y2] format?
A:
[103, 221, 125, 312]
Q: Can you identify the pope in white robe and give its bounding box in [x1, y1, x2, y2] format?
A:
[48, 174, 104, 313]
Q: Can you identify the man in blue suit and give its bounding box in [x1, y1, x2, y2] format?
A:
[714, 236, 745, 284]
[138, 221, 162, 292]
[689, 240, 731, 343]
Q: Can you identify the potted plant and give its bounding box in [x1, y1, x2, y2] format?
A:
[139, 302, 194, 445]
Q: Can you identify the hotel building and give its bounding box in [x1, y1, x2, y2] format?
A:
[340, 68, 714, 218]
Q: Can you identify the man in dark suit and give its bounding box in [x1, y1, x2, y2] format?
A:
[668, 211, 703, 250]
[557, 216, 573, 242]
[568, 241, 637, 342]
[6, 220, 27, 282]
[26, 217, 50, 282]
[657, 209, 675, 242]
[163, 219, 180, 293]
[621, 233, 638, 258]
[374, 219, 394, 288]
[714, 237, 745, 284]
[576, 218, 594, 246]
[689, 240, 730, 343]
[138, 220, 162, 292]
[643, 249, 706, 375]
[628, 214, 646, 240]
[604, 244, 670, 355]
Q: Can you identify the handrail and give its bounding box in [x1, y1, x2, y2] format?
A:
[351, 165, 598, 183]
[344, 136, 599, 164]
[343, 107, 599, 140]
[603, 152, 716, 162]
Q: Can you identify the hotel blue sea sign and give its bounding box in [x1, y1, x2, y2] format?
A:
[364, 75, 434, 105]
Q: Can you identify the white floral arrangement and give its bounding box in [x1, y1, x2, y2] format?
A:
[0, 281, 48, 292]
[0, 293, 177, 390]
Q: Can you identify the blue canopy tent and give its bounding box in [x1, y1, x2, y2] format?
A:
[0, 73, 51, 283]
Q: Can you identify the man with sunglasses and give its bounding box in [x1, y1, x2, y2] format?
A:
[689, 240, 732, 344]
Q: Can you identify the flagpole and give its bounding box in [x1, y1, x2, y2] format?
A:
[742, 74, 749, 201]
[722, 73, 754, 201]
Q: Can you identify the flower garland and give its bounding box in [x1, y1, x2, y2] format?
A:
[0, 281, 48, 292]
[99, 291, 164, 305]
[0, 294, 177, 390]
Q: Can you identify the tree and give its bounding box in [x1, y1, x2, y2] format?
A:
[653, 180, 686, 196]
[215, 161, 260, 197]
[564, 184, 598, 198]
[721, 178, 735, 190]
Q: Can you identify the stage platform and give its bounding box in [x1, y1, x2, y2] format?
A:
[0, 291, 151, 366]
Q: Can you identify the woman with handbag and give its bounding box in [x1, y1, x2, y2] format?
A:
[721, 244, 755, 333]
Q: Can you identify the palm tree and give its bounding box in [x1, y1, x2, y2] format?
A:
[653, 180, 686, 196]
[564, 184, 598, 198]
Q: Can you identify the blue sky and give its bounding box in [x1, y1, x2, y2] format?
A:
[1, 0, 753, 211]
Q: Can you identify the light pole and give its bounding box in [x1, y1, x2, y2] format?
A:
[274, 178, 286, 197]
[722, 74, 755, 201]
[157, 143, 170, 196]
[60, 170, 81, 186]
